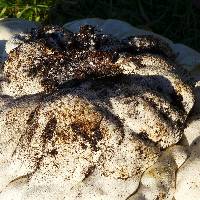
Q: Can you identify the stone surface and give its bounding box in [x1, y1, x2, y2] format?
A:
[0, 18, 38, 64]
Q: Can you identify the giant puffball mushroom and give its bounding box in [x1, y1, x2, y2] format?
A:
[0, 23, 196, 200]
[1, 25, 194, 148]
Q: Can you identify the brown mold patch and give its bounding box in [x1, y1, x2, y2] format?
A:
[70, 117, 103, 151]
[42, 117, 57, 142]
[83, 165, 96, 181]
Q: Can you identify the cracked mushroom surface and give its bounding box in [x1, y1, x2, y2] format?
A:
[0, 25, 195, 200]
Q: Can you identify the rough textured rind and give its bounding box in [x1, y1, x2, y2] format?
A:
[1, 25, 194, 148]
[0, 90, 159, 200]
[0, 23, 195, 200]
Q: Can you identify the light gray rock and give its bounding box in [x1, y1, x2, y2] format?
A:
[174, 116, 200, 200]
[0, 18, 38, 63]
